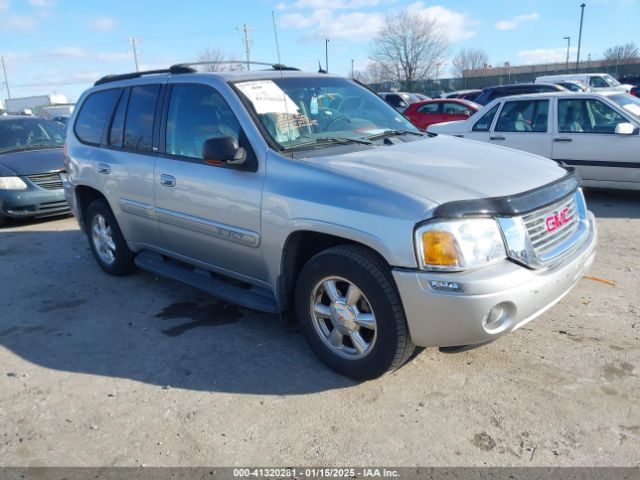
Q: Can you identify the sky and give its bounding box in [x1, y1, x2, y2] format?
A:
[1, 0, 639, 103]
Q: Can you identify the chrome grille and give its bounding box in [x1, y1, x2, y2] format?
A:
[26, 172, 63, 190]
[523, 194, 579, 258]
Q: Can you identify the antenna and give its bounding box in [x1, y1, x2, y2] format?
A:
[129, 37, 140, 72]
[272, 11, 282, 67]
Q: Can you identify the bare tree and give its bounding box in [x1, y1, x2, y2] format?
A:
[451, 48, 489, 78]
[197, 47, 232, 71]
[369, 10, 449, 91]
[357, 61, 394, 85]
[603, 42, 639, 63]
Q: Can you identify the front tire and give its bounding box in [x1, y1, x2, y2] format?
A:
[86, 199, 135, 276]
[295, 245, 415, 380]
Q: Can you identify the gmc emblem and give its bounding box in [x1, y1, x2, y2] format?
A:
[545, 207, 572, 233]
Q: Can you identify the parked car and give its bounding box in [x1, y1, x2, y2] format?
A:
[555, 81, 590, 93]
[428, 91, 640, 190]
[444, 89, 482, 101]
[378, 91, 430, 111]
[475, 83, 567, 105]
[403, 99, 480, 130]
[0, 115, 69, 226]
[65, 65, 596, 379]
[535, 73, 633, 93]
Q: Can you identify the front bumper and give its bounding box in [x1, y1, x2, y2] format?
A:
[393, 212, 597, 348]
[0, 188, 69, 219]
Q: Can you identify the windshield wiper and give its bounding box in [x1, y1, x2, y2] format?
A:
[0, 144, 60, 154]
[365, 129, 424, 140]
[284, 136, 373, 150]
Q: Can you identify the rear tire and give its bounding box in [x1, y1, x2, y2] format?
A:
[86, 199, 135, 276]
[0, 214, 6, 227]
[295, 245, 415, 380]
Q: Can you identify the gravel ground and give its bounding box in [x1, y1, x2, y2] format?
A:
[0, 188, 638, 467]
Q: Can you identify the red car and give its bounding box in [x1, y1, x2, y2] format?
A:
[403, 99, 480, 130]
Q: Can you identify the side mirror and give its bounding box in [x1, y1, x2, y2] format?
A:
[614, 122, 636, 135]
[202, 136, 246, 166]
[463, 111, 471, 117]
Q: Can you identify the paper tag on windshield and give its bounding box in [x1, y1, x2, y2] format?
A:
[236, 80, 299, 115]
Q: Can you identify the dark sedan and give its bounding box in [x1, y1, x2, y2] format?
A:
[0, 116, 69, 226]
[474, 83, 567, 105]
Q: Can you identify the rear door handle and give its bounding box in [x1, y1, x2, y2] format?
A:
[160, 174, 176, 187]
[490, 135, 505, 141]
[96, 163, 111, 174]
[553, 137, 573, 142]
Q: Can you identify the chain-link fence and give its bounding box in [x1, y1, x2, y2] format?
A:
[369, 61, 640, 97]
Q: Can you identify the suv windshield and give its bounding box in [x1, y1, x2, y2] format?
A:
[604, 74, 621, 87]
[235, 77, 419, 150]
[0, 117, 65, 154]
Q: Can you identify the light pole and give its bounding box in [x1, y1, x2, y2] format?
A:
[351, 59, 354, 79]
[576, 3, 586, 73]
[563, 36, 571, 72]
[325, 38, 329, 73]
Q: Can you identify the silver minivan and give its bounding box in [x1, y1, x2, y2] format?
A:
[64, 64, 597, 379]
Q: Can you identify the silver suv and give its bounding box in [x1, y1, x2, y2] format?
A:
[64, 64, 597, 380]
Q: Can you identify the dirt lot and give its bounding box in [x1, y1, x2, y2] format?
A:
[0, 189, 638, 467]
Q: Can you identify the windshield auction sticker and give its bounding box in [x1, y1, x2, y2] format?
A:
[236, 80, 299, 115]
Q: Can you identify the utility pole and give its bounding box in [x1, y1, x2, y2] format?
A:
[325, 38, 329, 73]
[240, 24, 252, 71]
[1, 56, 10, 99]
[576, 3, 586, 73]
[563, 36, 571, 72]
[129, 38, 139, 72]
[351, 59, 354, 79]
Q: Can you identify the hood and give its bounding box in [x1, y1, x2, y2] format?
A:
[305, 135, 566, 206]
[0, 147, 65, 176]
[427, 120, 467, 135]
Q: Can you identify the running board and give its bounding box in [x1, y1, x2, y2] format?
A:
[134, 251, 278, 313]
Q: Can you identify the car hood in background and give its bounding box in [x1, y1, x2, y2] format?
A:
[307, 134, 566, 206]
[0, 148, 65, 176]
[427, 120, 468, 135]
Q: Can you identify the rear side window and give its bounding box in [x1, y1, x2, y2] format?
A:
[472, 104, 500, 132]
[417, 103, 439, 114]
[74, 89, 120, 144]
[124, 85, 160, 151]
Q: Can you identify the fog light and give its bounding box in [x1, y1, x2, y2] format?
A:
[485, 305, 504, 327]
[483, 302, 515, 333]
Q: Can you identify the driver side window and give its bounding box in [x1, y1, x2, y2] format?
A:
[166, 84, 241, 161]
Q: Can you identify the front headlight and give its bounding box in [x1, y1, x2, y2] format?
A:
[0, 176, 28, 190]
[415, 218, 507, 271]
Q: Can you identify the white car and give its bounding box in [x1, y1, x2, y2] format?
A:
[428, 91, 640, 190]
[535, 73, 633, 93]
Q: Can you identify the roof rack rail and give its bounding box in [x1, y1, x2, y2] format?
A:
[94, 60, 301, 87]
[94, 65, 196, 86]
[170, 61, 300, 71]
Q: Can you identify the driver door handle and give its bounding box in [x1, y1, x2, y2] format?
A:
[554, 137, 573, 142]
[160, 174, 176, 187]
[490, 135, 505, 141]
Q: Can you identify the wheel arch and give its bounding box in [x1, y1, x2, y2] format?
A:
[277, 229, 393, 313]
[74, 184, 108, 233]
